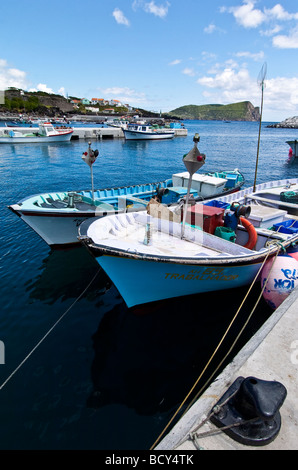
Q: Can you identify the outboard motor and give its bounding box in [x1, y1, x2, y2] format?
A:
[224, 202, 251, 231]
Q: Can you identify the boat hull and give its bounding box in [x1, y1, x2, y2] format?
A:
[13, 211, 95, 246]
[0, 132, 73, 143]
[94, 254, 263, 308]
[123, 130, 175, 140]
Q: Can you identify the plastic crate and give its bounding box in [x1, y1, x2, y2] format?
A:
[204, 200, 230, 210]
[273, 219, 298, 234]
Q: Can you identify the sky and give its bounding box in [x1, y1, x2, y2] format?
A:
[1, 0, 298, 121]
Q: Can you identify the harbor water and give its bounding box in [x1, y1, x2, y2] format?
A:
[0, 120, 298, 450]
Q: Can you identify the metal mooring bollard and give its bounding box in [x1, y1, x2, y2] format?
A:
[210, 376, 287, 446]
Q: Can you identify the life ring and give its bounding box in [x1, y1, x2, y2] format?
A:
[240, 217, 257, 249]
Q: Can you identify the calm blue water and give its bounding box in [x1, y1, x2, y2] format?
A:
[0, 120, 298, 450]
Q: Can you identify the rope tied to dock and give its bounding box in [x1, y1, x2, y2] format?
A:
[0, 269, 101, 391]
[150, 246, 282, 450]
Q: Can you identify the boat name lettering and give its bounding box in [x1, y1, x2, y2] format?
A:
[274, 279, 296, 290]
[165, 268, 238, 281]
[271, 267, 298, 290]
[281, 268, 298, 280]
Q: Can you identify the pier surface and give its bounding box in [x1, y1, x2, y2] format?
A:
[156, 286, 298, 450]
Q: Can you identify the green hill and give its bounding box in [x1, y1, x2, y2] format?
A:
[168, 101, 260, 121]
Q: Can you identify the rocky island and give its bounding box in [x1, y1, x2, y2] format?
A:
[267, 116, 298, 128]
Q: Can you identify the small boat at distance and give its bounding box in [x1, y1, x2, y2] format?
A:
[8, 140, 245, 246]
[0, 122, 73, 143]
[123, 123, 175, 140]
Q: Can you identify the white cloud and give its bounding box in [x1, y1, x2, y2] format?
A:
[273, 28, 298, 48]
[264, 4, 298, 21]
[36, 83, 54, 93]
[204, 23, 226, 34]
[196, 63, 298, 120]
[133, 1, 170, 18]
[0, 59, 28, 90]
[169, 59, 181, 65]
[198, 66, 251, 91]
[182, 68, 195, 77]
[235, 51, 264, 61]
[100, 86, 146, 104]
[143, 1, 170, 18]
[260, 25, 282, 37]
[229, 0, 266, 28]
[204, 24, 216, 34]
[112, 8, 130, 26]
[58, 87, 67, 97]
[225, 1, 298, 29]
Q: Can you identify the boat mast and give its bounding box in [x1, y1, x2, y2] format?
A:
[253, 63, 267, 192]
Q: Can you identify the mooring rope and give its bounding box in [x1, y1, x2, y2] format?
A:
[150, 244, 281, 450]
[0, 269, 101, 391]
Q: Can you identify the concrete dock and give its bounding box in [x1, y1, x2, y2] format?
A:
[156, 286, 298, 450]
[0, 126, 187, 140]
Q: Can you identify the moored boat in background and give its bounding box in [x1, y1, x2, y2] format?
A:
[123, 123, 175, 140]
[0, 122, 73, 143]
[8, 140, 245, 246]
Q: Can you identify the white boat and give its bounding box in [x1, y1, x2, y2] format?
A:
[78, 177, 298, 308]
[123, 124, 175, 140]
[8, 141, 245, 246]
[0, 122, 73, 143]
[106, 119, 130, 129]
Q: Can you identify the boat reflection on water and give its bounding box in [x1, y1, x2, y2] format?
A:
[86, 283, 272, 416]
[23, 245, 272, 419]
[25, 246, 112, 305]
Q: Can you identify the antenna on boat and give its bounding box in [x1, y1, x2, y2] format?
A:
[181, 133, 206, 238]
[253, 62, 267, 192]
[82, 142, 99, 201]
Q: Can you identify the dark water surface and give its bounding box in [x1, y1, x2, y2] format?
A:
[0, 120, 298, 450]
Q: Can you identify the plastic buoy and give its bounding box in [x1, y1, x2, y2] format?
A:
[261, 254, 298, 309]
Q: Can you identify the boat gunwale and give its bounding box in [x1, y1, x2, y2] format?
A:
[80, 230, 298, 266]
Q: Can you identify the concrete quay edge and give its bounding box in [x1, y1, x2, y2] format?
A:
[156, 286, 298, 451]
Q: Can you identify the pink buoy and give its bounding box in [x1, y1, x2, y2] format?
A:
[261, 254, 298, 309]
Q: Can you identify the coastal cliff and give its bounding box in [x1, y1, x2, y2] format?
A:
[168, 101, 260, 121]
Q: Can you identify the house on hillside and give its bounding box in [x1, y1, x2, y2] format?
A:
[109, 99, 122, 107]
[91, 98, 108, 106]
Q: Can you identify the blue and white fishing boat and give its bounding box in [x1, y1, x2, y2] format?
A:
[78, 137, 298, 308]
[78, 177, 298, 308]
[0, 122, 73, 143]
[8, 141, 245, 246]
[123, 123, 175, 140]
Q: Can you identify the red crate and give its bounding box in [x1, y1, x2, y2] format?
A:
[186, 204, 225, 234]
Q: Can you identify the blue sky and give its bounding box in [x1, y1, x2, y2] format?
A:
[1, 0, 298, 121]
